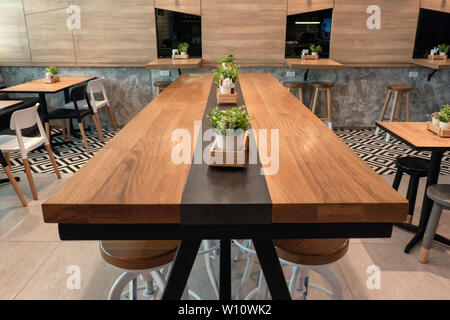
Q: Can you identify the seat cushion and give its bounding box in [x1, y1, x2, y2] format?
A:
[426, 184, 450, 209]
[46, 108, 91, 120]
[311, 82, 335, 88]
[0, 135, 46, 154]
[283, 81, 306, 89]
[100, 240, 180, 270]
[387, 84, 412, 91]
[274, 239, 349, 266]
[396, 156, 429, 177]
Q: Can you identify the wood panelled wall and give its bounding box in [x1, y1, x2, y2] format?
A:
[0, 0, 448, 66]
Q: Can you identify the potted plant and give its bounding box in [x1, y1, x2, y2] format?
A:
[438, 104, 450, 129]
[45, 66, 60, 83]
[207, 105, 253, 150]
[220, 54, 236, 69]
[431, 112, 440, 126]
[437, 44, 449, 56]
[214, 62, 240, 94]
[309, 44, 323, 56]
[178, 42, 189, 55]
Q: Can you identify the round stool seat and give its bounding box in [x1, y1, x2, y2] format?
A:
[387, 84, 412, 92]
[154, 81, 172, 89]
[274, 239, 349, 266]
[426, 185, 450, 209]
[311, 82, 334, 89]
[100, 240, 179, 270]
[396, 156, 430, 177]
[283, 81, 306, 89]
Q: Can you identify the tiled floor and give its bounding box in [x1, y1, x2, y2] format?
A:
[0, 172, 449, 300]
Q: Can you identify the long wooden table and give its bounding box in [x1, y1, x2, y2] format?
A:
[43, 73, 407, 300]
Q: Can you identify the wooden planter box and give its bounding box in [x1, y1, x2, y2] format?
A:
[44, 75, 60, 84]
[427, 122, 450, 138]
[216, 88, 238, 105]
[427, 54, 447, 61]
[208, 133, 249, 168]
[301, 54, 319, 60]
[172, 54, 189, 59]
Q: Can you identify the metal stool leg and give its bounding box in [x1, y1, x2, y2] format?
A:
[406, 175, 420, 224]
[418, 203, 443, 264]
[392, 169, 403, 191]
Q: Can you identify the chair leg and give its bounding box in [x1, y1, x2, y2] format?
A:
[66, 119, 71, 141]
[418, 203, 443, 264]
[45, 122, 51, 141]
[289, 266, 300, 296]
[386, 91, 399, 142]
[203, 240, 219, 299]
[406, 175, 420, 224]
[91, 113, 104, 142]
[4, 152, 11, 167]
[298, 88, 304, 104]
[108, 272, 138, 300]
[60, 120, 66, 141]
[310, 88, 319, 114]
[235, 246, 256, 300]
[313, 266, 343, 300]
[396, 93, 403, 121]
[326, 88, 333, 130]
[406, 92, 410, 122]
[375, 90, 392, 136]
[392, 169, 403, 191]
[22, 158, 38, 200]
[78, 122, 91, 155]
[106, 105, 118, 131]
[1, 164, 27, 206]
[44, 144, 61, 179]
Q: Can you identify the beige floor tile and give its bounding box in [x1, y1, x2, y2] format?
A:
[0, 241, 59, 299]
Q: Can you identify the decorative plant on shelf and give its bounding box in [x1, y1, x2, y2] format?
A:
[437, 104, 450, 129]
[214, 62, 240, 94]
[207, 105, 253, 150]
[309, 44, 323, 55]
[437, 44, 449, 55]
[178, 42, 189, 55]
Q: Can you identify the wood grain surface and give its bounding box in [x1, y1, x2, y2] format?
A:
[412, 59, 450, 70]
[286, 58, 344, 69]
[146, 58, 203, 69]
[0, 76, 95, 93]
[0, 100, 23, 110]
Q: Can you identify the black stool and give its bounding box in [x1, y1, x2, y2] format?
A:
[392, 156, 430, 224]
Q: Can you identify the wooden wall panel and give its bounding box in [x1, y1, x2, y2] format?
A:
[0, 0, 31, 63]
[288, 0, 334, 15]
[25, 8, 76, 63]
[421, 0, 450, 13]
[155, 0, 201, 15]
[202, 0, 287, 66]
[71, 0, 157, 64]
[22, 0, 69, 15]
[330, 0, 420, 64]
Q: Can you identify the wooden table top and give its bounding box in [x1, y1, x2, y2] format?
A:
[0, 76, 95, 93]
[285, 58, 344, 70]
[0, 100, 23, 110]
[412, 59, 450, 70]
[146, 58, 203, 70]
[376, 122, 450, 151]
[43, 73, 407, 225]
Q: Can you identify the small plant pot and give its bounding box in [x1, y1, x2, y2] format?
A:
[172, 49, 178, 55]
[215, 132, 245, 151]
[432, 114, 440, 126]
[439, 121, 450, 130]
[440, 52, 446, 56]
[311, 52, 318, 56]
[219, 85, 232, 95]
[181, 51, 187, 56]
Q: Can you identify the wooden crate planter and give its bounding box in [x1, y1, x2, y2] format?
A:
[44, 75, 60, 84]
[427, 54, 447, 61]
[301, 54, 319, 60]
[216, 88, 238, 105]
[208, 133, 249, 168]
[172, 54, 189, 59]
[427, 122, 450, 138]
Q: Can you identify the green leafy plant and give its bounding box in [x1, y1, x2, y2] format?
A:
[213, 63, 240, 84]
[438, 104, 450, 123]
[219, 54, 236, 64]
[309, 44, 323, 53]
[45, 66, 59, 75]
[437, 44, 449, 54]
[178, 42, 189, 53]
[207, 105, 253, 135]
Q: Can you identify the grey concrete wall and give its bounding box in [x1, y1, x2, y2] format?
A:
[2, 66, 449, 129]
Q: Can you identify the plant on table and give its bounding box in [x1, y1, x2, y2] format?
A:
[309, 44, 323, 55]
[45, 66, 59, 75]
[214, 61, 240, 95]
[207, 105, 253, 150]
[437, 44, 449, 55]
[45, 66, 60, 83]
[220, 54, 236, 68]
[178, 42, 189, 55]
[437, 104, 450, 129]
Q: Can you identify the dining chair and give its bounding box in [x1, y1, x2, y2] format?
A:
[63, 78, 117, 143]
[47, 85, 94, 154]
[0, 151, 27, 206]
[0, 104, 61, 200]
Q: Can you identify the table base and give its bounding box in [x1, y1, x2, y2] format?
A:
[395, 222, 450, 253]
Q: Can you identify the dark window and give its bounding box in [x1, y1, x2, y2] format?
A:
[155, 9, 202, 58]
[413, 9, 450, 58]
[285, 9, 333, 58]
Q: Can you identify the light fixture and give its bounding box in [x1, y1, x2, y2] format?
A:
[295, 21, 321, 25]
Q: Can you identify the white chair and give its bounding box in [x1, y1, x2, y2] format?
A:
[63, 78, 117, 143]
[0, 104, 61, 200]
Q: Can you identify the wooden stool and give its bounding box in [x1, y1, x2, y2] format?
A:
[100, 240, 179, 299]
[375, 84, 412, 142]
[283, 81, 306, 103]
[310, 82, 334, 130]
[154, 81, 172, 95]
[392, 156, 430, 224]
[418, 185, 450, 264]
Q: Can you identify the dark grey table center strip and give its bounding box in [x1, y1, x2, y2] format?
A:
[181, 80, 272, 225]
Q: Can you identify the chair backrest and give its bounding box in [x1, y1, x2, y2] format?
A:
[86, 78, 108, 110]
[70, 84, 93, 112]
[10, 104, 41, 131]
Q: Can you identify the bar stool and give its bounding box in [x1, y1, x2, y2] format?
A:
[392, 156, 430, 224]
[374, 84, 412, 142]
[101, 240, 219, 300]
[310, 82, 334, 130]
[234, 238, 348, 300]
[282, 81, 306, 103]
[418, 184, 450, 264]
[154, 81, 172, 95]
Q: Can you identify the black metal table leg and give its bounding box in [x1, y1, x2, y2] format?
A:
[162, 239, 202, 300]
[253, 237, 291, 300]
[219, 239, 231, 300]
